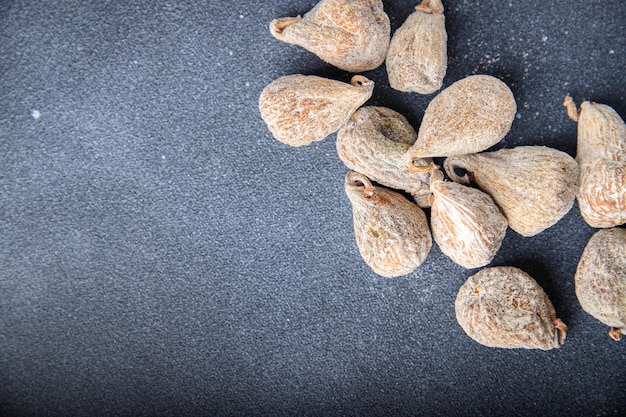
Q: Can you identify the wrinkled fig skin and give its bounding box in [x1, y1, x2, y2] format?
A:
[386, 0, 447, 94]
[455, 266, 567, 350]
[575, 228, 626, 341]
[345, 171, 432, 278]
[404, 75, 516, 165]
[444, 146, 579, 237]
[429, 170, 508, 269]
[270, 0, 391, 73]
[337, 107, 435, 208]
[564, 96, 626, 228]
[259, 75, 374, 147]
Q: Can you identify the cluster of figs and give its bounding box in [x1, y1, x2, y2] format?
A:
[259, 0, 625, 348]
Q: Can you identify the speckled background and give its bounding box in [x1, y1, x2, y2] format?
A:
[1, 1, 625, 416]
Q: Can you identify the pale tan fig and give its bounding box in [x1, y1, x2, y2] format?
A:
[259, 74, 374, 147]
[429, 170, 507, 269]
[564, 96, 626, 228]
[444, 146, 579, 237]
[337, 106, 438, 207]
[345, 171, 432, 277]
[575, 228, 626, 341]
[386, 0, 447, 94]
[404, 75, 516, 166]
[455, 266, 567, 350]
[269, 0, 391, 73]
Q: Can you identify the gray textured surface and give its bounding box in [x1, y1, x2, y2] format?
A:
[1, 1, 625, 416]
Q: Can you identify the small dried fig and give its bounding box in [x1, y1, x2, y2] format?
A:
[455, 266, 567, 350]
[429, 170, 508, 269]
[337, 106, 437, 207]
[444, 146, 579, 237]
[345, 171, 432, 278]
[386, 0, 447, 94]
[564, 96, 626, 228]
[259, 74, 374, 147]
[270, 0, 391, 73]
[404, 75, 516, 165]
[575, 228, 626, 341]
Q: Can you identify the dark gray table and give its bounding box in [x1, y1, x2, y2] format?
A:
[1, 1, 625, 416]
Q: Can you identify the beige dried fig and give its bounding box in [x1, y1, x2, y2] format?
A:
[404, 75, 516, 166]
[455, 266, 567, 350]
[386, 0, 447, 94]
[270, 0, 391, 73]
[444, 146, 579, 237]
[345, 171, 432, 278]
[337, 106, 437, 207]
[259, 74, 374, 147]
[575, 228, 626, 341]
[429, 170, 507, 269]
[564, 96, 626, 228]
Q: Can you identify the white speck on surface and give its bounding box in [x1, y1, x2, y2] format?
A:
[609, 49, 615, 54]
[542, 35, 548, 42]
[239, 14, 244, 19]
[32, 110, 41, 120]
[229, 50, 233, 56]
[245, 81, 250, 87]
[516, 113, 522, 119]
[161, 155, 166, 160]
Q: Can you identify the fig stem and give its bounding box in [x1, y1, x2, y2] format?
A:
[346, 171, 374, 197]
[270, 16, 302, 36]
[608, 327, 623, 341]
[553, 318, 568, 347]
[416, 0, 444, 14]
[443, 157, 471, 184]
[350, 75, 371, 87]
[563, 95, 580, 122]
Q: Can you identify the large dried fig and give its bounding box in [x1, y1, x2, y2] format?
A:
[259, 74, 374, 147]
[386, 0, 447, 94]
[564, 96, 626, 228]
[337, 106, 436, 207]
[444, 146, 579, 237]
[429, 170, 507, 269]
[270, 0, 391, 73]
[455, 266, 567, 350]
[575, 228, 626, 341]
[404, 75, 516, 166]
[345, 171, 432, 278]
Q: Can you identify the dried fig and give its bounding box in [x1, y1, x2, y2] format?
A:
[336, 106, 437, 207]
[564, 96, 626, 228]
[259, 74, 374, 147]
[345, 171, 432, 278]
[270, 0, 391, 73]
[575, 228, 626, 341]
[429, 170, 508, 269]
[404, 75, 516, 166]
[444, 146, 579, 237]
[455, 266, 567, 350]
[386, 0, 447, 94]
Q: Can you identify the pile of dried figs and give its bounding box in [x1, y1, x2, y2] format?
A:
[259, 0, 625, 349]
